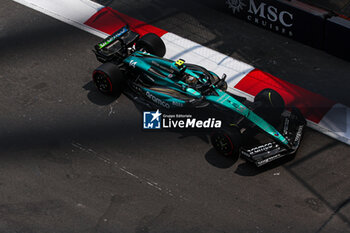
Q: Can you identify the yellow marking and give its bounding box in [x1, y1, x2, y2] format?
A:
[268, 92, 273, 106]
[175, 59, 185, 67]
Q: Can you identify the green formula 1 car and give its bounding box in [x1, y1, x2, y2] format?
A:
[92, 25, 306, 167]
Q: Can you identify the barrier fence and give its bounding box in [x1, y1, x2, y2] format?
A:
[224, 0, 350, 61]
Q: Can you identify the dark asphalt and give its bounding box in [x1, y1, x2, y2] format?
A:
[0, 0, 349, 232]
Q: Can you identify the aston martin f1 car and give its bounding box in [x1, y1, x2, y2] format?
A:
[92, 26, 306, 167]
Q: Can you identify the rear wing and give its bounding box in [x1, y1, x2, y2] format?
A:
[95, 25, 129, 50]
[93, 25, 140, 63]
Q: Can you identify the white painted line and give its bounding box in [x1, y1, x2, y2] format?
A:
[71, 142, 188, 200]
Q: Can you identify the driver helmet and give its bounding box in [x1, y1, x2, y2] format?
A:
[185, 75, 198, 85]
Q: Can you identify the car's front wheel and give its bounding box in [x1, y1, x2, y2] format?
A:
[211, 128, 241, 162]
[254, 88, 285, 124]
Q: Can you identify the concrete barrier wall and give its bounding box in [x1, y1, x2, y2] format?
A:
[224, 0, 350, 61]
[325, 16, 350, 60]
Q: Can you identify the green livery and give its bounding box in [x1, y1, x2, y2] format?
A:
[92, 26, 306, 166]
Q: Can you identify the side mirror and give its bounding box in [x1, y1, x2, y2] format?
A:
[221, 73, 227, 81]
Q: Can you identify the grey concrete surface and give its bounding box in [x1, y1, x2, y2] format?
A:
[0, 0, 349, 232]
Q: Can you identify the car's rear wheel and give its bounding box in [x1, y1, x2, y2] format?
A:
[211, 128, 241, 162]
[93, 62, 125, 97]
[136, 33, 166, 57]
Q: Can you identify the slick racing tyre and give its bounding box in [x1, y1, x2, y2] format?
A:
[254, 88, 285, 123]
[136, 33, 166, 57]
[211, 128, 241, 162]
[93, 62, 125, 97]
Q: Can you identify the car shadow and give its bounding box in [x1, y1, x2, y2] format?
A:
[204, 148, 236, 169]
[83, 81, 117, 106]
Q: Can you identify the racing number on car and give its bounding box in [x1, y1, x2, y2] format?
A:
[175, 59, 185, 68]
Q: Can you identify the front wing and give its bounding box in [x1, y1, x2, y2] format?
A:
[241, 108, 306, 167]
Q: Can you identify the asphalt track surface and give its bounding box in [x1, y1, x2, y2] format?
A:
[1, 0, 350, 232]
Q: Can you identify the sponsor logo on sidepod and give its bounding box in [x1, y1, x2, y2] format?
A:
[146, 91, 171, 109]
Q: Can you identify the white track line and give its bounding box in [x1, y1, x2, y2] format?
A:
[71, 142, 188, 201]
